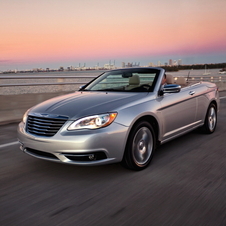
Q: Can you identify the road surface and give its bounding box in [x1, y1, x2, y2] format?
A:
[0, 97, 226, 226]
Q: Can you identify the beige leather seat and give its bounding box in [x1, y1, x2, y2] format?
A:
[125, 75, 140, 90]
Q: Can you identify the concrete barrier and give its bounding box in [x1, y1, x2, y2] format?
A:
[1, 81, 226, 125]
[0, 92, 71, 125]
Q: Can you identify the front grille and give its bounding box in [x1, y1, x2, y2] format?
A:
[26, 115, 68, 137]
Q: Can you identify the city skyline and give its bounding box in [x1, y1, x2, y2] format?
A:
[0, 59, 181, 73]
[1, 0, 226, 71]
[0, 57, 187, 72]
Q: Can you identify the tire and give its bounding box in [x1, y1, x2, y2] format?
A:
[122, 121, 156, 171]
[202, 103, 217, 134]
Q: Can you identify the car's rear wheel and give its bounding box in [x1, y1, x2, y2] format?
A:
[203, 103, 217, 134]
[122, 121, 156, 171]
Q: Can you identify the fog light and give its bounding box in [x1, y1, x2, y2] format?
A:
[89, 154, 95, 160]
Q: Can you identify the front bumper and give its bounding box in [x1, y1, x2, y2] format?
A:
[17, 121, 128, 166]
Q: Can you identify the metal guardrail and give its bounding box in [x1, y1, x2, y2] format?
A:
[184, 76, 226, 82]
[0, 75, 97, 87]
[0, 75, 226, 88]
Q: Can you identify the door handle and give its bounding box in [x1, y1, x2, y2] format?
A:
[189, 91, 195, 95]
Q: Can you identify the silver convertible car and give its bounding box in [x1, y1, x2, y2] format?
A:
[18, 67, 219, 170]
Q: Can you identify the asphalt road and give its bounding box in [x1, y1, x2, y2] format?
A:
[1, 97, 226, 226]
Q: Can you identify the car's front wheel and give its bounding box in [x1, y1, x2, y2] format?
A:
[122, 121, 156, 170]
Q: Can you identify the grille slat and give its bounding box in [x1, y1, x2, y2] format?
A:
[29, 118, 66, 124]
[27, 123, 62, 129]
[27, 127, 58, 133]
[26, 115, 68, 137]
[27, 124, 60, 130]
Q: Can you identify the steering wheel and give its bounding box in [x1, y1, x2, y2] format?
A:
[140, 84, 152, 90]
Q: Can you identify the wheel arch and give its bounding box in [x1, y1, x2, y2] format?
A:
[127, 115, 160, 145]
[210, 100, 218, 110]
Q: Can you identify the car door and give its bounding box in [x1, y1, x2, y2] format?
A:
[158, 87, 197, 141]
[192, 84, 210, 123]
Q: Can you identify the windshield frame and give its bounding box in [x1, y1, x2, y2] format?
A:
[81, 68, 161, 93]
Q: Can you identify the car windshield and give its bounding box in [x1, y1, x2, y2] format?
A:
[83, 68, 160, 92]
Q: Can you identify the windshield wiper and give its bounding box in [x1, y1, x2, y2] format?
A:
[90, 88, 119, 91]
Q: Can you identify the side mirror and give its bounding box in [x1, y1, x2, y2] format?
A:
[163, 84, 181, 93]
[79, 85, 86, 91]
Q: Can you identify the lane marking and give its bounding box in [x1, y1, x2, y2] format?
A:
[0, 141, 19, 149]
[220, 96, 226, 99]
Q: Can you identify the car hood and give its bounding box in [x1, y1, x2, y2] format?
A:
[29, 91, 150, 120]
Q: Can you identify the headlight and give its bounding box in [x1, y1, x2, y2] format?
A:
[68, 113, 118, 130]
[22, 109, 31, 124]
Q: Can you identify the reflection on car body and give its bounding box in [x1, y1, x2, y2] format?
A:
[18, 67, 219, 170]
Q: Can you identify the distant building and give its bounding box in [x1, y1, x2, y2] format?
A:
[104, 63, 115, 69]
[67, 66, 75, 71]
[178, 59, 182, 65]
[126, 62, 133, 67]
[169, 59, 173, 66]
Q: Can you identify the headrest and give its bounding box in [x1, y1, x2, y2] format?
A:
[165, 74, 174, 84]
[129, 75, 140, 85]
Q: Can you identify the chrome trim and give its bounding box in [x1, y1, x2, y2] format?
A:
[163, 120, 202, 138]
[189, 90, 195, 95]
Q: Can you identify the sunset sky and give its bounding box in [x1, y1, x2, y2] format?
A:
[1, 0, 226, 71]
